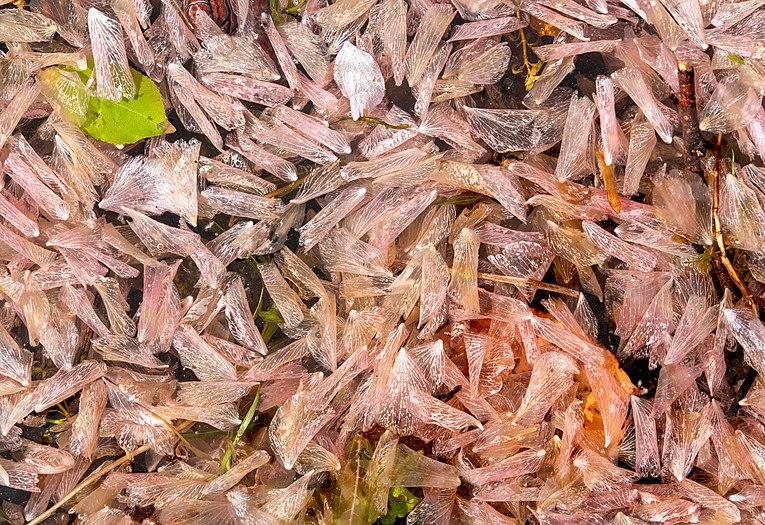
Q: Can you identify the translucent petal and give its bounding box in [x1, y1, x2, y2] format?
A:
[274, 247, 326, 300]
[318, 228, 392, 277]
[314, 0, 377, 33]
[449, 228, 480, 312]
[194, 34, 280, 82]
[121, 207, 225, 288]
[514, 351, 579, 425]
[653, 363, 704, 416]
[334, 42, 385, 121]
[612, 67, 674, 143]
[136, 261, 182, 353]
[224, 276, 268, 355]
[657, 0, 707, 49]
[250, 117, 337, 165]
[168, 62, 245, 131]
[537, 0, 617, 27]
[38, 68, 88, 126]
[100, 145, 200, 226]
[442, 39, 511, 85]
[153, 404, 241, 430]
[582, 221, 657, 271]
[377, 0, 407, 85]
[269, 381, 336, 469]
[596, 76, 626, 166]
[461, 448, 546, 485]
[279, 21, 330, 85]
[664, 296, 717, 365]
[623, 121, 656, 196]
[573, 447, 640, 490]
[33, 360, 106, 413]
[0, 10, 56, 42]
[419, 106, 486, 159]
[68, 381, 107, 460]
[699, 72, 762, 132]
[294, 441, 341, 475]
[92, 277, 136, 337]
[0, 222, 57, 268]
[168, 71, 223, 150]
[200, 73, 291, 107]
[274, 104, 351, 155]
[256, 262, 305, 329]
[724, 307, 765, 379]
[556, 93, 597, 182]
[652, 173, 713, 245]
[448, 16, 526, 41]
[0, 191, 40, 238]
[19, 439, 74, 474]
[173, 324, 237, 382]
[87, 8, 135, 101]
[0, 324, 32, 387]
[404, 4, 455, 86]
[307, 293, 338, 371]
[464, 105, 566, 153]
[520, 1, 589, 40]
[113, 0, 154, 69]
[4, 151, 69, 221]
[414, 42, 451, 119]
[419, 247, 450, 331]
[92, 334, 166, 368]
[367, 188, 438, 248]
[630, 396, 661, 477]
[201, 186, 283, 221]
[0, 459, 38, 492]
[532, 39, 620, 62]
[386, 444, 460, 488]
[229, 134, 297, 182]
[719, 169, 765, 250]
[585, 357, 632, 447]
[262, 14, 300, 91]
[298, 186, 367, 251]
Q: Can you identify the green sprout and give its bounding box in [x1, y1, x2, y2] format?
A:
[219, 386, 261, 471]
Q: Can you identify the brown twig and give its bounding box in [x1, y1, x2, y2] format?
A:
[265, 175, 307, 199]
[26, 421, 194, 525]
[678, 62, 706, 170]
[596, 150, 621, 214]
[478, 272, 580, 298]
[711, 134, 758, 316]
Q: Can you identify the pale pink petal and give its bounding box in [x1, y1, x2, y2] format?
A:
[88, 8, 135, 101]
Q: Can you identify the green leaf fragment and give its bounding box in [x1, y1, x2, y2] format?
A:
[727, 53, 746, 65]
[259, 307, 285, 325]
[220, 385, 261, 471]
[80, 66, 170, 145]
[378, 487, 421, 525]
[46, 59, 171, 145]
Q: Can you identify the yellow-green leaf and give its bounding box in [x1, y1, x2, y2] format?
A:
[80, 66, 170, 144]
[53, 60, 170, 145]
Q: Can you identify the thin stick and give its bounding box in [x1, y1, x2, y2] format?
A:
[478, 272, 580, 298]
[266, 175, 307, 199]
[677, 62, 706, 170]
[596, 150, 621, 214]
[711, 134, 758, 316]
[26, 421, 194, 525]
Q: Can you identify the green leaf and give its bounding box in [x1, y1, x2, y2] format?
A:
[219, 385, 260, 471]
[66, 60, 170, 145]
[378, 487, 421, 525]
[259, 307, 285, 325]
[727, 53, 746, 65]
